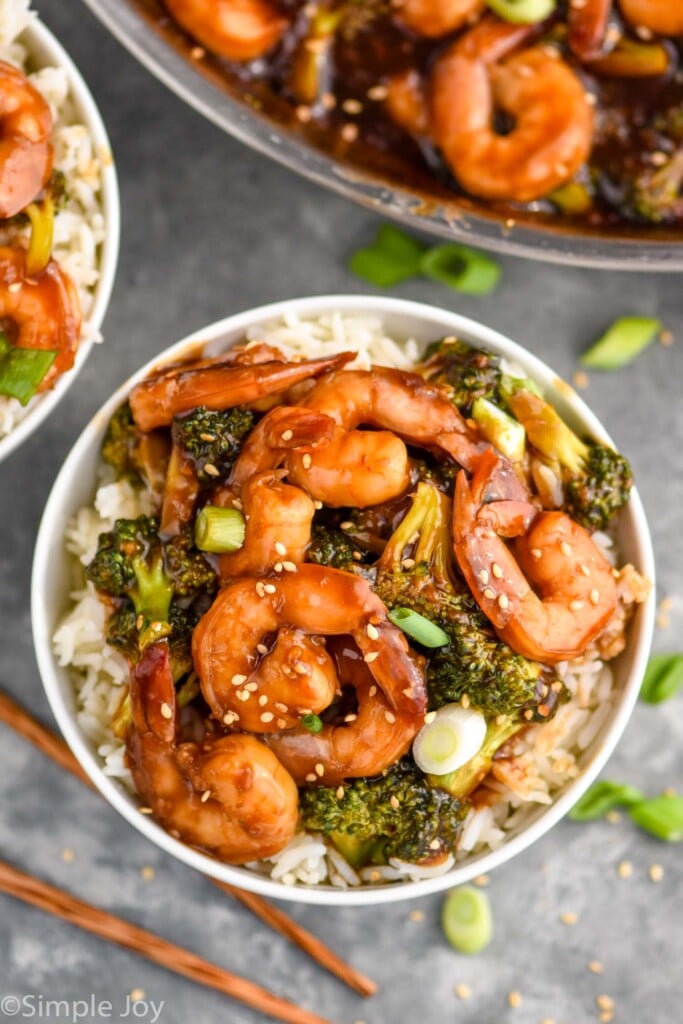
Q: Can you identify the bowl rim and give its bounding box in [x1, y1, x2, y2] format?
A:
[31, 294, 656, 906]
[0, 14, 121, 464]
[81, 0, 683, 272]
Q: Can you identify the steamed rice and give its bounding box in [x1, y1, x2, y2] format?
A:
[55, 313, 620, 888]
[0, 0, 106, 439]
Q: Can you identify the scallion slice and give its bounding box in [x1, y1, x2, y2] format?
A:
[569, 780, 644, 822]
[640, 653, 683, 704]
[486, 0, 556, 24]
[419, 244, 501, 295]
[0, 333, 58, 405]
[301, 714, 323, 734]
[442, 886, 492, 954]
[629, 794, 683, 842]
[349, 224, 426, 287]
[388, 607, 449, 648]
[581, 317, 661, 369]
[194, 506, 246, 553]
[25, 195, 55, 277]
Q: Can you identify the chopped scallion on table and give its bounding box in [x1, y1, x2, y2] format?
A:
[442, 886, 492, 954]
[581, 316, 661, 369]
[419, 244, 501, 295]
[640, 653, 683, 704]
[629, 795, 683, 842]
[569, 781, 645, 822]
[194, 506, 246, 553]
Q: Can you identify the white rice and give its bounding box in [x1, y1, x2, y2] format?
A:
[0, 0, 105, 439]
[55, 313, 619, 888]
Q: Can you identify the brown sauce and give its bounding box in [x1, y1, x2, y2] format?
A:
[130, 0, 683, 238]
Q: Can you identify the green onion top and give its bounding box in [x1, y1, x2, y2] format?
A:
[194, 506, 246, 554]
[388, 608, 450, 648]
[486, 0, 557, 24]
[581, 316, 662, 370]
[640, 653, 683, 704]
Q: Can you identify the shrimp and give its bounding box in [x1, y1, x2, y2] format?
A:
[0, 246, 81, 389]
[396, 0, 485, 37]
[163, 0, 288, 61]
[286, 367, 472, 507]
[192, 563, 427, 731]
[267, 641, 425, 786]
[619, 0, 683, 35]
[452, 449, 618, 663]
[126, 641, 299, 864]
[0, 61, 53, 218]
[129, 351, 352, 432]
[568, 0, 611, 59]
[213, 470, 316, 579]
[431, 17, 594, 202]
[229, 405, 336, 489]
[385, 70, 430, 137]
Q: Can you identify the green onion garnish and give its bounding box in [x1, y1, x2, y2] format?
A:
[581, 316, 662, 370]
[25, 195, 55, 277]
[569, 780, 644, 822]
[486, 0, 556, 23]
[349, 224, 426, 287]
[629, 794, 683, 842]
[548, 181, 593, 216]
[419, 244, 501, 295]
[442, 886, 492, 954]
[388, 608, 449, 648]
[194, 506, 246, 553]
[640, 653, 683, 704]
[0, 332, 58, 405]
[301, 714, 323, 734]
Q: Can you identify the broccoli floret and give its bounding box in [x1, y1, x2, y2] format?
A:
[374, 483, 551, 717]
[431, 716, 522, 801]
[503, 385, 633, 530]
[173, 406, 254, 484]
[299, 759, 468, 866]
[629, 150, 683, 225]
[86, 516, 173, 623]
[163, 526, 217, 596]
[101, 401, 142, 480]
[412, 456, 458, 495]
[418, 338, 502, 415]
[307, 524, 363, 569]
[107, 602, 195, 681]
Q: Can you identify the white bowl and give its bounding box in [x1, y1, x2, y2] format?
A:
[32, 296, 655, 905]
[0, 16, 120, 463]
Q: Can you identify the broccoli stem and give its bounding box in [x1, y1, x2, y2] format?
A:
[132, 556, 173, 623]
[378, 482, 452, 585]
[430, 717, 522, 800]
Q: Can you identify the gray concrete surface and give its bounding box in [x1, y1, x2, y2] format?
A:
[1, 2, 682, 1021]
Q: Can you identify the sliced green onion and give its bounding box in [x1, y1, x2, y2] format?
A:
[640, 653, 683, 704]
[581, 317, 661, 370]
[442, 886, 492, 954]
[301, 713, 323, 734]
[25, 195, 55, 277]
[0, 332, 57, 405]
[472, 397, 526, 462]
[388, 607, 449, 648]
[486, 0, 556, 25]
[413, 704, 487, 776]
[349, 224, 426, 287]
[549, 181, 593, 216]
[419, 244, 501, 295]
[569, 780, 644, 822]
[194, 506, 246, 553]
[629, 794, 683, 842]
[498, 373, 543, 401]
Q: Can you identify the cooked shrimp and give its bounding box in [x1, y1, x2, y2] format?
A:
[452, 449, 618, 663]
[129, 351, 352, 432]
[568, 0, 611, 59]
[229, 405, 336, 489]
[267, 642, 425, 785]
[619, 0, 683, 35]
[213, 470, 316, 579]
[0, 246, 81, 388]
[431, 18, 594, 202]
[126, 641, 299, 864]
[163, 0, 288, 61]
[385, 70, 430, 137]
[0, 61, 53, 218]
[396, 0, 485, 37]
[192, 563, 427, 731]
[287, 366, 472, 507]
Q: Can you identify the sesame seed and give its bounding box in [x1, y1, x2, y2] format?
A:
[523, 709, 534, 721]
[369, 685, 377, 697]
[233, 497, 243, 511]
[315, 763, 325, 777]
[256, 643, 269, 655]
[129, 989, 146, 1003]
[483, 588, 496, 600]
[342, 98, 363, 115]
[274, 563, 283, 573]
[258, 695, 268, 706]
[473, 874, 490, 887]
[294, 662, 309, 675]
[596, 995, 614, 1012]
[237, 690, 251, 702]
[424, 710, 437, 724]
[261, 583, 275, 595]
[321, 91, 336, 110]
[385, 711, 396, 724]
[61, 848, 75, 863]
[255, 581, 265, 597]
[606, 810, 621, 824]
[8, 281, 21, 293]
[296, 104, 312, 122]
[283, 561, 297, 572]
[141, 865, 155, 880]
[390, 795, 399, 810]
[617, 860, 633, 879]
[340, 520, 353, 530]
[599, 1012, 613, 1023]
[341, 123, 359, 142]
[274, 541, 287, 555]
[366, 623, 379, 640]
[507, 991, 522, 1008]
[498, 593, 509, 610]
[336, 786, 345, 799]
[530, 548, 542, 559]
[245, 682, 258, 692]
[455, 983, 471, 1000]
[313, 499, 323, 510]
[570, 600, 584, 611]
[402, 558, 415, 569]
[302, 453, 312, 469]
[223, 711, 238, 725]
[491, 562, 503, 578]
[461, 693, 470, 709]
[659, 329, 674, 347]
[200, 790, 211, 803]
[364, 651, 379, 663]
[369, 871, 381, 882]
[588, 960, 604, 974]
[479, 569, 489, 584]
[274, 702, 288, 713]
[204, 463, 220, 477]
[560, 911, 578, 925]
[590, 589, 600, 605]
[280, 429, 293, 441]
[231, 674, 247, 686]
[560, 541, 572, 556]
[138, 807, 153, 815]
[199, 432, 215, 442]
[649, 864, 664, 883]
[277, 718, 287, 728]
[305, 773, 317, 783]
[260, 711, 275, 723]
[344, 713, 358, 723]
[429, 839, 440, 850]
[160, 702, 172, 719]
[573, 370, 590, 389]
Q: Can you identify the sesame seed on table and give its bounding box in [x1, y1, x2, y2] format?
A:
[0, 1, 681, 1022]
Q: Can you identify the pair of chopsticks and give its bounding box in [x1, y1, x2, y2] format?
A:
[0, 690, 376, 1023]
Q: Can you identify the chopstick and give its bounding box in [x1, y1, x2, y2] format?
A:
[0, 690, 376, 998]
[0, 859, 332, 1024]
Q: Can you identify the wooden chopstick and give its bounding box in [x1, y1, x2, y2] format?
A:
[0, 690, 377, 997]
[0, 859, 332, 1024]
